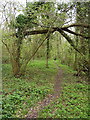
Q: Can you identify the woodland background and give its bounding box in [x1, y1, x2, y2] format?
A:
[0, 0, 89, 118]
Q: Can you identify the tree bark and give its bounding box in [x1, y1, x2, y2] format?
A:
[12, 29, 23, 77]
[46, 38, 49, 68]
[57, 35, 60, 59]
[74, 36, 78, 70]
[88, 3, 90, 82]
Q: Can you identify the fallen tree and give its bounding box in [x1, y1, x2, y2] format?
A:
[11, 23, 89, 77]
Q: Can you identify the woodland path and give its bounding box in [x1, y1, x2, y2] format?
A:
[26, 63, 63, 118]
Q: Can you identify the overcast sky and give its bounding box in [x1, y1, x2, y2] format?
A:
[0, 0, 71, 6]
[1, 0, 88, 7]
[0, 0, 88, 6]
[0, 0, 70, 21]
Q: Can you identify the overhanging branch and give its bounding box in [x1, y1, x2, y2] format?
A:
[63, 28, 89, 39]
[62, 23, 90, 29]
[57, 28, 82, 54]
[14, 23, 90, 40]
[23, 29, 55, 36]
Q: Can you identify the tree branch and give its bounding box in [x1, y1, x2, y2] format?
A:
[63, 28, 89, 39]
[62, 23, 90, 29]
[23, 29, 55, 36]
[14, 23, 90, 40]
[2, 40, 11, 55]
[57, 28, 82, 54]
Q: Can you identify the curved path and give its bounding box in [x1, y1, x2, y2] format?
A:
[26, 67, 63, 118]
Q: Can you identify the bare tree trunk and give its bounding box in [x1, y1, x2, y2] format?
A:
[88, 3, 90, 82]
[46, 38, 49, 68]
[11, 58, 20, 77]
[74, 35, 78, 70]
[11, 35, 23, 77]
[57, 35, 61, 59]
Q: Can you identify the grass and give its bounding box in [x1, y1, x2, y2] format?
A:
[2, 60, 89, 118]
[2, 60, 57, 118]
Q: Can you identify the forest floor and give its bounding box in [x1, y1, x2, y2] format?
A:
[2, 60, 89, 118]
[26, 67, 63, 118]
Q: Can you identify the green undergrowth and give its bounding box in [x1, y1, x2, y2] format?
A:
[2, 60, 57, 118]
[38, 63, 89, 118]
[59, 64, 77, 74]
[2, 60, 89, 118]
